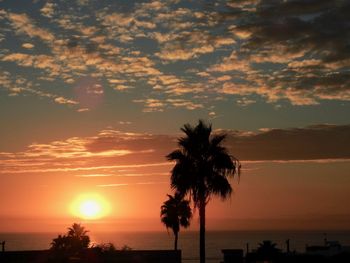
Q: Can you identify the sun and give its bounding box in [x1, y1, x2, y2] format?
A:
[70, 193, 111, 220]
[79, 200, 101, 219]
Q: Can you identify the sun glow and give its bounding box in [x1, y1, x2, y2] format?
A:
[70, 193, 111, 220]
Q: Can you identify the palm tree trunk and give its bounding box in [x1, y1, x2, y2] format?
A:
[199, 198, 206, 263]
[174, 231, 178, 250]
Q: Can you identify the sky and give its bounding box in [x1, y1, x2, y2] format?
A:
[0, 0, 350, 232]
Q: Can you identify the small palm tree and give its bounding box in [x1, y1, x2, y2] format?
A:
[68, 223, 88, 238]
[161, 193, 192, 250]
[256, 240, 281, 260]
[67, 223, 90, 251]
[50, 223, 90, 260]
[167, 120, 240, 263]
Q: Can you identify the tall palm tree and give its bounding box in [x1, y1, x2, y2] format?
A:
[167, 120, 240, 263]
[161, 193, 192, 250]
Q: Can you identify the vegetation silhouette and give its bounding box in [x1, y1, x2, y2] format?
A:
[167, 120, 240, 263]
[160, 192, 192, 250]
[256, 240, 281, 260]
[50, 223, 90, 262]
[94, 242, 115, 253]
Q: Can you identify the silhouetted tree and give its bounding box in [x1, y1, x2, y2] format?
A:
[161, 193, 192, 250]
[95, 242, 116, 252]
[256, 240, 281, 260]
[167, 120, 240, 263]
[51, 235, 69, 251]
[67, 223, 90, 250]
[50, 223, 90, 261]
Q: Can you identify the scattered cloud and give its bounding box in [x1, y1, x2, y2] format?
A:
[205, 0, 350, 105]
[40, 2, 56, 18]
[134, 98, 165, 112]
[77, 108, 90, 112]
[119, 121, 132, 125]
[237, 97, 256, 107]
[166, 99, 204, 110]
[22, 43, 34, 49]
[54, 96, 79, 105]
[7, 12, 54, 42]
[0, 0, 349, 112]
[134, 97, 204, 111]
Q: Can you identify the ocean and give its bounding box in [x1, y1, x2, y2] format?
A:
[1, 230, 350, 262]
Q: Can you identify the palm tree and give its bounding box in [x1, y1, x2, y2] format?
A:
[67, 223, 89, 239]
[50, 223, 90, 261]
[167, 120, 240, 263]
[160, 193, 192, 250]
[256, 240, 281, 260]
[67, 223, 90, 251]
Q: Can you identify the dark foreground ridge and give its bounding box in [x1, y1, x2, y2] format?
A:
[0, 249, 181, 263]
[222, 249, 350, 263]
[2, 247, 350, 263]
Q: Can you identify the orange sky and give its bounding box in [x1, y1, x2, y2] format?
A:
[1, 153, 349, 232]
[1, 0, 350, 233]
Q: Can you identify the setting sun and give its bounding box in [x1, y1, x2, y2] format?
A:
[70, 194, 111, 220]
[79, 200, 101, 219]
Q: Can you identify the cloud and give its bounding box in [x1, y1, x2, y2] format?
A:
[75, 174, 113, 177]
[2, 52, 61, 77]
[156, 45, 214, 61]
[97, 183, 129, 187]
[133, 97, 204, 111]
[103, 13, 134, 27]
[224, 124, 350, 161]
[208, 51, 251, 72]
[155, 29, 235, 62]
[206, 0, 350, 104]
[119, 121, 132, 125]
[8, 12, 54, 42]
[1, 0, 349, 112]
[0, 71, 81, 107]
[22, 43, 34, 49]
[2, 53, 33, 66]
[166, 99, 204, 110]
[77, 108, 90, 112]
[114, 85, 131, 91]
[40, 2, 56, 18]
[54, 96, 79, 105]
[0, 128, 175, 175]
[0, 125, 349, 177]
[236, 97, 256, 107]
[133, 98, 165, 112]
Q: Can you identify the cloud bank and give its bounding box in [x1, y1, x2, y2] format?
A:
[0, 124, 349, 176]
